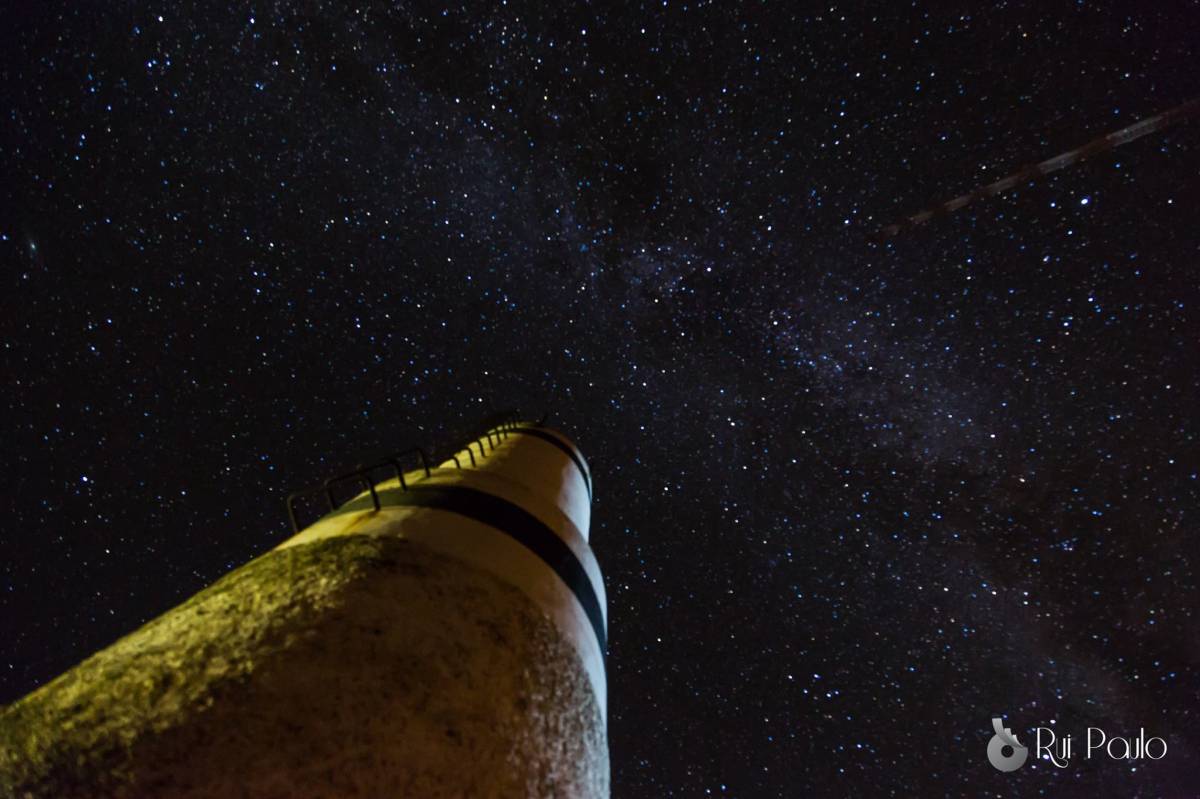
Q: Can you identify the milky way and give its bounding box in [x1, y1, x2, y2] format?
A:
[2, 2, 1198, 794]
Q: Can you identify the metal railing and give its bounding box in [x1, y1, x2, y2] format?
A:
[284, 412, 544, 534]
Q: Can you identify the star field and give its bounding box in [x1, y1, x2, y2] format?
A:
[2, 2, 1198, 795]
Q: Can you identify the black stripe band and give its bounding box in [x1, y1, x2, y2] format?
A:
[509, 427, 593, 499]
[329, 483, 606, 654]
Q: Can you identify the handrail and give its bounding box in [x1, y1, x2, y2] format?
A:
[284, 412, 537, 534]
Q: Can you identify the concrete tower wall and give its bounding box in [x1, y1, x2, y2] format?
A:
[0, 422, 608, 798]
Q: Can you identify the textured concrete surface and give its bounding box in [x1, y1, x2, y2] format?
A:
[0, 535, 609, 798]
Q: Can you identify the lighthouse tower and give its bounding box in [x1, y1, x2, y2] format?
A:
[0, 419, 608, 798]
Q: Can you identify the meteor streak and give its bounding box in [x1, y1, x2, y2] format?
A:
[875, 96, 1200, 240]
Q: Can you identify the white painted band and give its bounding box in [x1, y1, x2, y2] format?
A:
[275, 425, 607, 716]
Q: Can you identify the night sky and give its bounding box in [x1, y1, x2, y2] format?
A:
[2, 2, 1198, 795]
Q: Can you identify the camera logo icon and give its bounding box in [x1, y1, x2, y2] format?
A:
[987, 717, 1029, 772]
